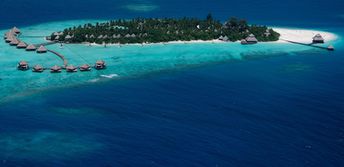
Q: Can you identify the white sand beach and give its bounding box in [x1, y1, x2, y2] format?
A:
[273, 28, 337, 43]
[84, 28, 338, 47]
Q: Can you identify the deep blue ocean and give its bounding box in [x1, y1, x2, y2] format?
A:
[1, 0, 344, 166]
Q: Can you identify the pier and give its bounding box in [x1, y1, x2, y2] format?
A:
[4, 27, 107, 73]
[280, 39, 334, 51]
[47, 50, 68, 67]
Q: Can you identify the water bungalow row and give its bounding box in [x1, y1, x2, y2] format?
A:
[4, 27, 49, 53]
[17, 60, 106, 73]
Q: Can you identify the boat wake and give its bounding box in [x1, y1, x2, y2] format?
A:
[89, 78, 100, 83]
[100, 74, 120, 79]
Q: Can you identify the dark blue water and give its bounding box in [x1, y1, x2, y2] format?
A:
[1, 0, 344, 166]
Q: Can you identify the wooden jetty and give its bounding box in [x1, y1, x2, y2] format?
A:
[280, 39, 334, 51]
[47, 50, 68, 67]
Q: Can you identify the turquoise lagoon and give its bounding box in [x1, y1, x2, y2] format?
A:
[0, 20, 342, 102]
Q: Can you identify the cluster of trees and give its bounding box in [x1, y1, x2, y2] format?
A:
[51, 14, 280, 44]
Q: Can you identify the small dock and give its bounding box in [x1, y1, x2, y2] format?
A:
[280, 39, 334, 51]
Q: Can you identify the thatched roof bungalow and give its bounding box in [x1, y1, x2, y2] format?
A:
[113, 34, 121, 38]
[313, 34, 324, 43]
[5, 36, 13, 43]
[54, 35, 60, 41]
[37, 45, 47, 53]
[26, 44, 37, 51]
[66, 65, 77, 72]
[12, 27, 21, 34]
[10, 38, 19, 46]
[4, 31, 14, 39]
[79, 64, 91, 71]
[17, 41, 28, 48]
[32, 65, 44, 72]
[17, 61, 29, 71]
[50, 65, 62, 73]
[245, 34, 258, 44]
[241, 39, 248, 44]
[94, 60, 106, 70]
[65, 34, 72, 40]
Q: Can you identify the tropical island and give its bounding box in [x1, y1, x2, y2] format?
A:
[49, 14, 280, 44]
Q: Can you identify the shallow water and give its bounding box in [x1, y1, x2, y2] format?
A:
[0, 0, 344, 166]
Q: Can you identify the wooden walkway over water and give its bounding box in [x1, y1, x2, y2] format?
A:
[280, 39, 332, 50]
[47, 50, 68, 67]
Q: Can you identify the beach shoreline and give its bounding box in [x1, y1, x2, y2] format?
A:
[72, 27, 338, 47]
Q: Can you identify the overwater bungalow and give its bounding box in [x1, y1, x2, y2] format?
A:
[5, 36, 13, 43]
[12, 27, 21, 34]
[50, 65, 62, 73]
[313, 34, 324, 43]
[4, 31, 14, 39]
[66, 65, 77, 72]
[17, 61, 29, 71]
[17, 41, 28, 48]
[32, 65, 44, 73]
[9, 38, 19, 46]
[94, 60, 106, 70]
[79, 64, 91, 71]
[26, 44, 37, 51]
[37, 45, 47, 53]
[327, 45, 335, 51]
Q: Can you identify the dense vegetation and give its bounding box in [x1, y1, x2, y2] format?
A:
[50, 14, 280, 44]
